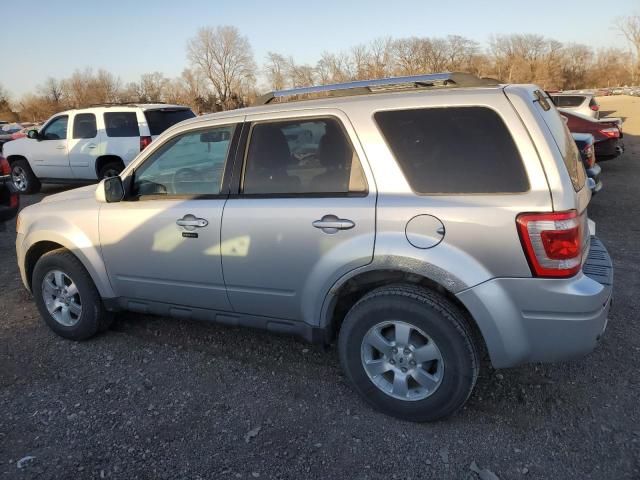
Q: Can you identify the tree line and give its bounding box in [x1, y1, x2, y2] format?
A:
[1, 15, 639, 122]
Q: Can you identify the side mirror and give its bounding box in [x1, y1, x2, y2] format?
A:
[95, 177, 124, 203]
[27, 129, 39, 140]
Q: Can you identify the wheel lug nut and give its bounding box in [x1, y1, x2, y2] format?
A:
[409, 360, 416, 366]
[403, 347, 411, 355]
[401, 367, 407, 373]
[391, 347, 398, 354]
[389, 359, 396, 365]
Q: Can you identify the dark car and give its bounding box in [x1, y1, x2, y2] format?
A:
[572, 132, 602, 195]
[559, 110, 624, 159]
[0, 155, 19, 225]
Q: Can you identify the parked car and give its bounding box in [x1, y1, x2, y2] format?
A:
[4, 104, 196, 193]
[15, 74, 612, 422]
[0, 155, 19, 224]
[0, 123, 23, 150]
[572, 132, 602, 194]
[549, 93, 600, 119]
[559, 109, 624, 159]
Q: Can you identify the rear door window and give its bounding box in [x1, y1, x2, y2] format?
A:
[104, 112, 140, 137]
[144, 108, 196, 136]
[72, 113, 97, 139]
[535, 91, 586, 191]
[374, 107, 529, 194]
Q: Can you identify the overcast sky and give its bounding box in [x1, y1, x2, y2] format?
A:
[1, 0, 636, 97]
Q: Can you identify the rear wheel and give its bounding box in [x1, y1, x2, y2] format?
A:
[338, 285, 479, 422]
[11, 159, 41, 194]
[33, 249, 113, 340]
[98, 161, 124, 180]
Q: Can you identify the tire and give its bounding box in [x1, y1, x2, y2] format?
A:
[98, 160, 124, 180]
[338, 285, 479, 422]
[32, 248, 113, 340]
[11, 159, 41, 194]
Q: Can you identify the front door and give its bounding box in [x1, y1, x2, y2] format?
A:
[29, 115, 71, 179]
[221, 112, 376, 323]
[99, 120, 240, 311]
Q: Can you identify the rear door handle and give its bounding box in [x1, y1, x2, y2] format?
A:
[176, 214, 208, 230]
[313, 215, 355, 234]
[87, 144, 97, 149]
[56, 145, 66, 150]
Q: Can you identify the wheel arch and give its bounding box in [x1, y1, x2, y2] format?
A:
[95, 155, 125, 178]
[6, 154, 28, 165]
[320, 268, 487, 355]
[23, 236, 115, 299]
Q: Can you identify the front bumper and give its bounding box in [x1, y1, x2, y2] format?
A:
[16, 232, 29, 291]
[457, 237, 613, 368]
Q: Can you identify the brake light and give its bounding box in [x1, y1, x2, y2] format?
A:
[0, 156, 9, 175]
[140, 136, 152, 151]
[590, 104, 599, 111]
[582, 145, 595, 168]
[516, 211, 584, 278]
[599, 127, 620, 139]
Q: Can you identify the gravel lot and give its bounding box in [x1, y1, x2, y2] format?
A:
[1, 95, 639, 480]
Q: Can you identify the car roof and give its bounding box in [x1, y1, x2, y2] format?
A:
[193, 84, 506, 124]
[53, 104, 190, 116]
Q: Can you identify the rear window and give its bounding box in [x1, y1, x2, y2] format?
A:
[104, 112, 140, 137]
[144, 109, 196, 136]
[72, 113, 97, 139]
[536, 91, 586, 191]
[551, 95, 585, 108]
[374, 106, 529, 194]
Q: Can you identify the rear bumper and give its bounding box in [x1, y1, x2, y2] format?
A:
[457, 237, 613, 368]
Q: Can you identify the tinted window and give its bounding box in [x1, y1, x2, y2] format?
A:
[375, 107, 529, 194]
[104, 112, 140, 137]
[144, 109, 196, 136]
[552, 95, 585, 108]
[133, 126, 234, 197]
[536, 92, 586, 191]
[72, 113, 97, 139]
[41, 116, 68, 140]
[242, 118, 367, 195]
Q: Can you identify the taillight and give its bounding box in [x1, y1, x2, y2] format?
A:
[582, 145, 595, 168]
[140, 136, 152, 151]
[0, 156, 9, 175]
[599, 127, 620, 139]
[516, 210, 584, 278]
[9, 192, 18, 208]
[590, 104, 599, 111]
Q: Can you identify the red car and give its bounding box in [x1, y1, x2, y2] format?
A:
[559, 109, 624, 159]
[0, 156, 19, 224]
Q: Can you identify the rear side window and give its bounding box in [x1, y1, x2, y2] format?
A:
[104, 112, 140, 137]
[375, 107, 529, 194]
[72, 113, 97, 139]
[552, 95, 585, 108]
[144, 109, 196, 136]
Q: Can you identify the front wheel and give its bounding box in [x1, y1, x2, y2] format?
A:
[98, 161, 124, 180]
[32, 249, 113, 340]
[338, 285, 479, 422]
[11, 159, 41, 194]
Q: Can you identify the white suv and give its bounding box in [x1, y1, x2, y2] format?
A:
[4, 104, 195, 193]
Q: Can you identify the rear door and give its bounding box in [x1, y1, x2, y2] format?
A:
[68, 112, 103, 179]
[220, 110, 376, 324]
[103, 111, 141, 166]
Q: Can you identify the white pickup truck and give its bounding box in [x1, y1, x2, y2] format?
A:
[4, 104, 195, 193]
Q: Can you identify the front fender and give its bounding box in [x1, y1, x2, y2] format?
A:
[18, 205, 114, 298]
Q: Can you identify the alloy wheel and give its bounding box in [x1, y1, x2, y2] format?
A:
[11, 166, 28, 192]
[41, 270, 83, 327]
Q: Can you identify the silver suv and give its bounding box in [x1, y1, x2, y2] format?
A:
[16, 73, 613, 421]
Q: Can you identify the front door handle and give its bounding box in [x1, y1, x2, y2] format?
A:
[56, 145, 66, 150]
[87, 144, 97, 149]
[312, 215, 355, 234]
[176, 214, 208, 230]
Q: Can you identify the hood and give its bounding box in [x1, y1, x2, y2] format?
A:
[40, 184, 97, 204]
[2, 136, 30, 153]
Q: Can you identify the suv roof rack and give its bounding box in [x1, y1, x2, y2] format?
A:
[257, 72, 499, 105]
[87, 102, 168, 108]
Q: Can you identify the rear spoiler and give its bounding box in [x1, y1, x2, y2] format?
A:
[598, 117, 623, 129]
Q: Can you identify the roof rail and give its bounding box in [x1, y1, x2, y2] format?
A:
[87, 102, 167, 108]
[257, 72, 499, 105]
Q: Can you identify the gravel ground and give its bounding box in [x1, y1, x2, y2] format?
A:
[1, 96, 639, 480]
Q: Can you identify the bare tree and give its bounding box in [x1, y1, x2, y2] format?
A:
[39, 77, 65, 105]
[94, 69, 121, 103]
[187, 25, 256, 109]
[264, 52, 288, 90]
[616, 14, 640, 83]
